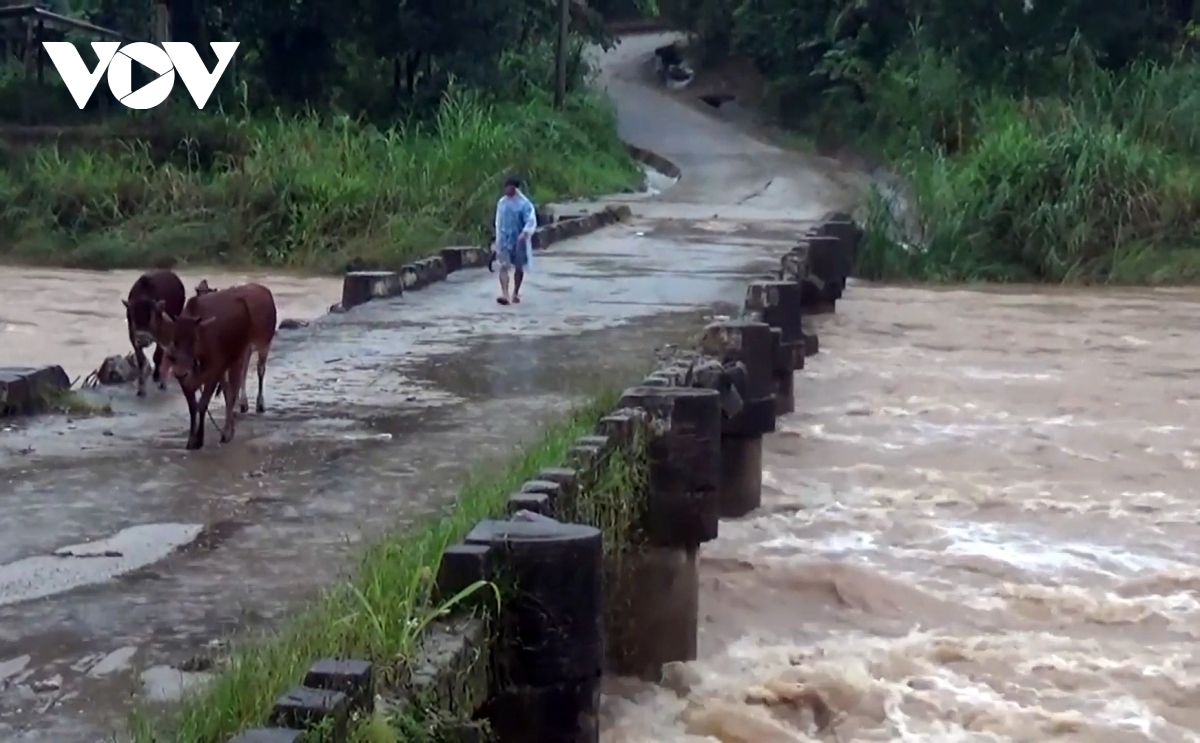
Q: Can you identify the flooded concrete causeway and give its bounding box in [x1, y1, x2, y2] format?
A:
[8, 30, 1192, 743]
[0, 224, 828, 738]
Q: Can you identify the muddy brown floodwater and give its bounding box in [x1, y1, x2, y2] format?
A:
[602, 282, 1200, 743]
[0, 268, 341, 378]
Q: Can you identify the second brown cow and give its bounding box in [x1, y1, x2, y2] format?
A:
[161, 283, 277, 450]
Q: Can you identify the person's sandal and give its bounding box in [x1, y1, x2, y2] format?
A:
[512, 295, 521, 304]
[496, 297, 509, 305]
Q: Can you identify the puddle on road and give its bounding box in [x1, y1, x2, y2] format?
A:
[0, 523, 203, 607]
[0, 267, 340, 379]
[602, 283, 1200, 743]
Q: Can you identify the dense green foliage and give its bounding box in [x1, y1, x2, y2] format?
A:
[0, 0, 644, 270]
[664, 0, 1200, 283]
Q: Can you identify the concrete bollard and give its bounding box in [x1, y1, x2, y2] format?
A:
[781, 242, 834, 315]
[815, 211, 864, 268]
[268, 687, 350, 737]
[769, 328, 796, 416]
[303, 658, 374, 714]
[803, 330, 819, 357]
[615, 386, 722, 548]
[340, 270, 401, 311]
[696, 320, 777, 518]
[745, 278, 807, 372]
[603, 387, 719, 679]
[440, 247, 465, 273]
[803, 232, 849, 300]
[458, 518, 604, 743]
[605, 546, 698, 681]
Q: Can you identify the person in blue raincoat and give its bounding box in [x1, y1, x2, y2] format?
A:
[492, 175, 537, 305]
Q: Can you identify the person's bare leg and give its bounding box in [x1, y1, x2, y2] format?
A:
[512, 269, 525, 303]
[497, 267, 511, 304]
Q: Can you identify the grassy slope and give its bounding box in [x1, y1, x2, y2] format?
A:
[0, 90, 641, 272]
[845, 53, 1200, 285]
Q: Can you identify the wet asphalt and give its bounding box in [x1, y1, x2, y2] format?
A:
[0, 33, 855, 742]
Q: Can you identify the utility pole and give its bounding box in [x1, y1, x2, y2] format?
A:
[554, 0, 569, 108]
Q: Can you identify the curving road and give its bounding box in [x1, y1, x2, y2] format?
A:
[0, 32, 856, 742]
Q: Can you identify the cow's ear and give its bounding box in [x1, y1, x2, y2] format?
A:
[121, 298, 129, 308]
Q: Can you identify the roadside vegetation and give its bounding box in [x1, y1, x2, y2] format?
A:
[128, 389, 649, 743]
[661, 0, 1200, 284]
[0, 0, 647, 272]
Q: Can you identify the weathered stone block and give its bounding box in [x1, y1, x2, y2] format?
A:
[695, 320, 775, 407]
[440, 247, 465, 273]
[461, 247, 491, 268]
[575, 434, 612, 454]
[745, 280, 804, 344]
[417, 255, 449, 283]
[596, 409, 647, 448]
[803, 330, 819, 357]
[435, 543, 495, 606]
[303, 658, 374, 714]
[508, 491, 552, 515]
[521, 479, 563, 500]
[567, 442, 604, 473]
[402, 616, 491, 718]
[536, 467, 579, 507]
[268, 687, 349, 733]
[341, 271, 401, 311]
[0, 365, 70, 417]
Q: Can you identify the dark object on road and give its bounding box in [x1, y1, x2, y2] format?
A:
[92, 353, 138, 386]
[194, 279, 216, 296]
[122, 269, 185, 398]
[654, 43, 682, 67]
[160, 283, 278, 450]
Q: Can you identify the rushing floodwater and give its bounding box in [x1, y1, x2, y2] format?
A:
[0, 268, 341, 379]
[603, 282, 1200, 743]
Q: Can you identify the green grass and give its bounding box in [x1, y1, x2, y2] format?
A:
[0, 88, 642, 272]
[128, 388, 647, 743]
[810, 46, 1200, 285]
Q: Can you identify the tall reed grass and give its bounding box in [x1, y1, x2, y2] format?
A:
[0, 87, 641, 271]
[855, 49, 1200, 284]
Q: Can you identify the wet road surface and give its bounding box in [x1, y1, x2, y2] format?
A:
[601, 285, 1200, 743]
[0, 33, 852, 741]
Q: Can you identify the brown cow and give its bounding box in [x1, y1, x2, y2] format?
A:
[122, 270, 185, 397]
[185, 280, 276, 415]
[160, 284, 277, 449]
